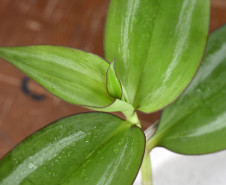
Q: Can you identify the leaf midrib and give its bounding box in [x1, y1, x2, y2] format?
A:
[153, 83, 226, 145]
[59, 121, 132, 184]
[130, 2, 160, 109]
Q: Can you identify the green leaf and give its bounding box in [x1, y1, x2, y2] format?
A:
[148, 25, 226, 154]
[92, 99, 136, 121]
[107, 61, 122, 99]
[105, 0, 210, 113]
[0, 113, 145, 185]
[0, 46, 114, 108]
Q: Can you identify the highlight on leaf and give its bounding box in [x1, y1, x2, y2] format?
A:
[0, 113, 145, 185]
[0, 46, 114, 108]
[147, 25, 226, 155]
[105, 0, 210, 113]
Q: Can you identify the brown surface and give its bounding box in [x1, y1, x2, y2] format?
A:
[0, 0, 225, 158]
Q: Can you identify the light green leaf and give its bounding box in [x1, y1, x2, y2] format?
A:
[148, 25, 226, 154]
[0, 113, 145, 185]
[107, 61, 122, 99]
[0, 46, 114, 108]
[105, 0, 210, 113]
[92, 99, 135, 121]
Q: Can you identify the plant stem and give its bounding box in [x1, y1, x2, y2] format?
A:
[141, 151, 153, 185]
[141, 121, 159, 185]
[146, 135, 160, 153]
[123, 110, 141, 127]
[145, 120, 159, 152]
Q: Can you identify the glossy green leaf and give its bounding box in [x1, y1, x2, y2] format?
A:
[105, 0, 210, 113]
[148, 25, 226, 154]
[0, 46, 114, 108]
[0, 113, 145, 185]
[107, 61, 122, 99]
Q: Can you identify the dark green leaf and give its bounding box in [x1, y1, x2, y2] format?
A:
[0, 46, 114, 108]
[148, 25, 226, 154]
[0, 113, 145, 185]
[105, 0, 210, 113]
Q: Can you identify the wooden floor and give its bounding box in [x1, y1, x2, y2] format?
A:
[0, 0, 225, 158]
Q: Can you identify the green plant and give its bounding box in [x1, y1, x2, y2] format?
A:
[0, 0, 225, 185]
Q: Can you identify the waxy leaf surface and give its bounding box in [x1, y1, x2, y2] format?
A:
[149, 26, 226, 154]
[0, 46, 114, 108]
[105, 0, 210, 113]
[0, 113, 145, 185]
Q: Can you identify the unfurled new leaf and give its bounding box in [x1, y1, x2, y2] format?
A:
[0, 113, 145, 185]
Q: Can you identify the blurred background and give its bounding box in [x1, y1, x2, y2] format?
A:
[0, 0, 225, 158]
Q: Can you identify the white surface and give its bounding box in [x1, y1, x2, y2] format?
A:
[134, 147, 226, 185]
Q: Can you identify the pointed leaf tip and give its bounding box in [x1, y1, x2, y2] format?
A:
[0, 46, 114, 108]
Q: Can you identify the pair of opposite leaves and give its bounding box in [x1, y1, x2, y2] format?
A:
[0, 0, 226, 185]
